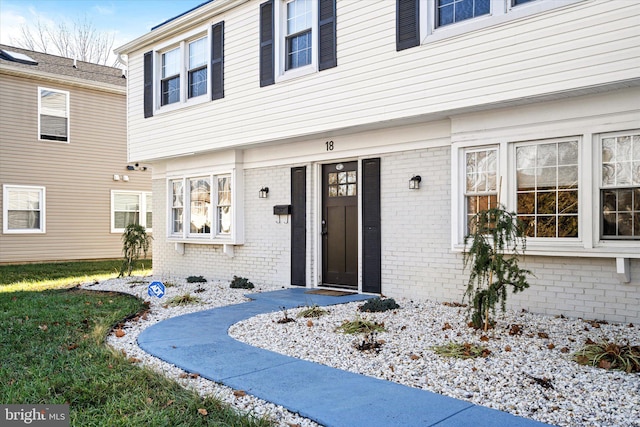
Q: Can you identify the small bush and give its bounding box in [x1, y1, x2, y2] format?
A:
[432, 342, 491, 359]
[166, 293, 201, 307]
[335, 315, 386, 334]
[186, 275, 207, 283]
[359, 297, 400, 313]
[230, 275, 254, 289]
[573, 339, 640, 373]
[297, 305, 329, 318]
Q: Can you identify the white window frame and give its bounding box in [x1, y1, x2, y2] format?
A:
[110, 190, 153, 233]
[598, 130, 640, 241]
[418, 0, 584, 45]
[167, 171, 240, 244]
[38, 87, 69, 143]
[453, 130, 640, 257]
[154, 27, 210, 114]
[275, 0, 318, 82]
[3, 185, 46, 234]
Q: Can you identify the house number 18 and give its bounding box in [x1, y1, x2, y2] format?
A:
[325, 140, 334, 151]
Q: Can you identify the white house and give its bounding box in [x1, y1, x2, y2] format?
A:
[115, 0, 640, 323]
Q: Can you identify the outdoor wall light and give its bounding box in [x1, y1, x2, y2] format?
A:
[259, 187, 269, 199]
[127, 163, 148, 171]
[409, 175, 422, 190]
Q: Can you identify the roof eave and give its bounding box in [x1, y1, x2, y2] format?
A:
[114, 0, 249, 55]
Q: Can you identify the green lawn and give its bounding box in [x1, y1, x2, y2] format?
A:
[0, 261, 273, 426]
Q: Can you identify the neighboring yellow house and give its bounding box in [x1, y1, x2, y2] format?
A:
[0, 45, 152, 264]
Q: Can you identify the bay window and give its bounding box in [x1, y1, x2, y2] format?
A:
[170, 174, 233, 240]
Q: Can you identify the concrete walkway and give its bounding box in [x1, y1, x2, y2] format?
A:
[137, 288, 553, 427]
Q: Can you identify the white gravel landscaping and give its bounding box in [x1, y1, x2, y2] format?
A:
[83, 276, 640, 427]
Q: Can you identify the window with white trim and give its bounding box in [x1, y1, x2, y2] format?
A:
[39, 87, 69, 142]
[397, 0, 583, 50]
[285, 0, 313, 70]
[169, 174, 232, 240]
[111, 191, 152, 232]
[3, 185, 46, 233]
[600, 132, 640, 239]
[158, 34, 209, 108]
[464, 148, 498, 233]
[515, 139, 579, 238]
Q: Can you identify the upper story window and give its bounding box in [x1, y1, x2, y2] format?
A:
[397, 0, 582, 51]
[161, 47, 181, 106]
[169, 173, 233, 241]
[144, 23, 224, 117]
[601, 132, 640, 239]
[188, 37, 208, 98]
[285, 0, 313, 70]
[111, 191, 152, 233]
[39, 87, 69, 142]
[259, 0, 336, 86]
[437, 0, 490, 27]
[3, 185, 46, 234]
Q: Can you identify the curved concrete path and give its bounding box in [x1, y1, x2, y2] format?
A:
[138, 288, 553, 427]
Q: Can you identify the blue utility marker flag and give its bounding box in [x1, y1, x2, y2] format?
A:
[148, 281, 165, 298]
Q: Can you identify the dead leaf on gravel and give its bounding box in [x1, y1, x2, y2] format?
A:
[233, 390, 247, 397]
[115, 329, 125, 338]
[198, 408, 208, 416]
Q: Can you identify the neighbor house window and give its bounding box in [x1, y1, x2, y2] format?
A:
[464, 148, 498, 233]
[285, 0, 313, 70]
[515, 140, 579, 238]
[161, 47, 181, 106]
[3, 185, 45, 233]
[437, 0, 491, 27]
[170, 174, 232, 240]
[39, 87, 69, 142]
[601, 132, 640, 239]
[188, 37, 208, 98]
[111, 191, 152, 232]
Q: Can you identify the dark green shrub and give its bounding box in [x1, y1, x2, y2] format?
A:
[359, 297, 400, 313]
[119, 224, 151, 277]
[463, 205, 531, 331]
[230, 275, 254, 289]
[186, 275, 207, 283]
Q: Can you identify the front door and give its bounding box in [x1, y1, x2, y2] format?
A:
[322, 162, 358, 289]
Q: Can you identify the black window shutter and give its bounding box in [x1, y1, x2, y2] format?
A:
[143, 51, 153, 118]
[362, 158, 381, 294]
[318, 0, 337, 71]
[211, 21, 224, 100]
[291, 166, 307, 286]
[259, 0, 275, 87]
[396, 0, 420, 51]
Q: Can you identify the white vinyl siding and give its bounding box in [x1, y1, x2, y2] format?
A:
[3, 185, 46, 233]
[124, 0, 637, 162]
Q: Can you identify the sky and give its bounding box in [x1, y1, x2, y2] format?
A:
[0, 0, 208, 58]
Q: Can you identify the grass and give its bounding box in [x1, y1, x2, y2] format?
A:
[0, 261, 273, 427]
[431, 342, 492, 359]
[0, 260, 152, 292]
[335, 315, 386, 334]
[166, 293, 202, 306]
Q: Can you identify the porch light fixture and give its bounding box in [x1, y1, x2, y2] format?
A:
[409, 175, 421, 189]
[259, 187, 269, 199]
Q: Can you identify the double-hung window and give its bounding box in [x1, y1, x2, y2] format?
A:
[600, 132, 640, 239]
[464, 148, 498, 233]
[39, 87, 69, 142]
[111, 191, 152, 233]
[285, 0, 313, 70]
[161, 47, 181, 106]
[188, 37, 208, 98]
[3, 185, 45, 233]
[436, 0, 490, 28]
[170, 174, 232, 240]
